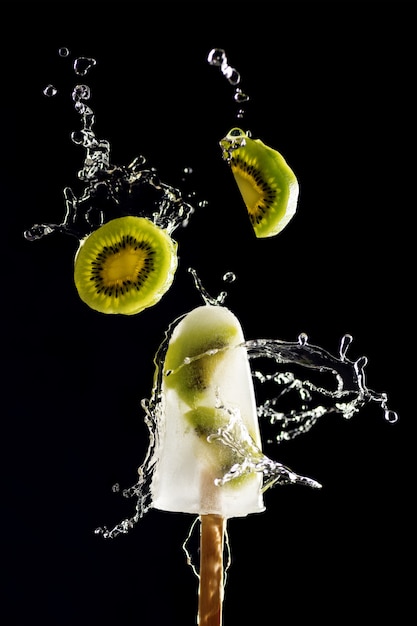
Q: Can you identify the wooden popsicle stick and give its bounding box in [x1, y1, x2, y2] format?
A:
[198, 514, 226, 626]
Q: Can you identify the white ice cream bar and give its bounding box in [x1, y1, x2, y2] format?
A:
[151, 304, 265, 518]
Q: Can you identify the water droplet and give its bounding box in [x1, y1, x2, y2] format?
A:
[222, 65, 240, 85]
[384, 409, 399, 424]
[128, 155, 147, 173]
[339, 334, 353, 360]
[73, 56, 96, 76]
[183, 167, 193, 175]
[23, 224, 54, 240]
[58, 47, 70, 57]
[74, 102, 93, 116]
[72, 84, 91, 101]
[234, 88, 249, 103]
[70, 130, 85, 145]
[208, 47, 251, 120]
[207, 48, 226, 67]
[43, 84, 57, 97]
[222, 271, 236, 283]
[298, 333, 308, 346]
[354, 356, 368, 374]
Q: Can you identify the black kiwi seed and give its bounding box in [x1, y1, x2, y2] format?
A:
[231, 153, 278, 229]
[89, 236, 155, 296]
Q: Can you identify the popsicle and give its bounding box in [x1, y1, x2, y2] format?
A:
[150, 303, 264, 626]
[150, 304, 265, 519]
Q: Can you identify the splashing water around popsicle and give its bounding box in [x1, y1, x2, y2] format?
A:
[25, 47, 398, 626]
[94, 270, 397, 626]
[95, 268, 397, 535]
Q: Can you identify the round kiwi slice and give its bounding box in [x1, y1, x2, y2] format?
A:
[220, 128, 299, 238]
[74, 216, 178, 315]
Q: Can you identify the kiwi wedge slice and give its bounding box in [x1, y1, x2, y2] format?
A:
[220, 127, 299, 238]
[74, 215, 178, 315]
[163, 305, 241, 407]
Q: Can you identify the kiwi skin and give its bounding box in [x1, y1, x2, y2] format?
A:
[220, 127, 299, 238]
[74, 215, 178, 315]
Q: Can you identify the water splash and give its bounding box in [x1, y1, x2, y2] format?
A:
[94, 272, 397, 539]
[248, 334, 398, 445]
[182, 517, 232, 584]
[25, 52, 195, 243]
[207, 48, 250, 120]
[29, 50, 398, 552]
[188, 267, 229, 306]
[205, 400, 322, 491]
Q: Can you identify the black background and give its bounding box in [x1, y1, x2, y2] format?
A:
[3, 2, 416, 625]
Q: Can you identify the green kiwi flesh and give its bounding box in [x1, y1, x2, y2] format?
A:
[220, 128, 299, 238]
[163, 305, 241, 407]
[74, 216, 178, 315]
[185, 405, 230, 437]
[185, 406, 258, 488]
